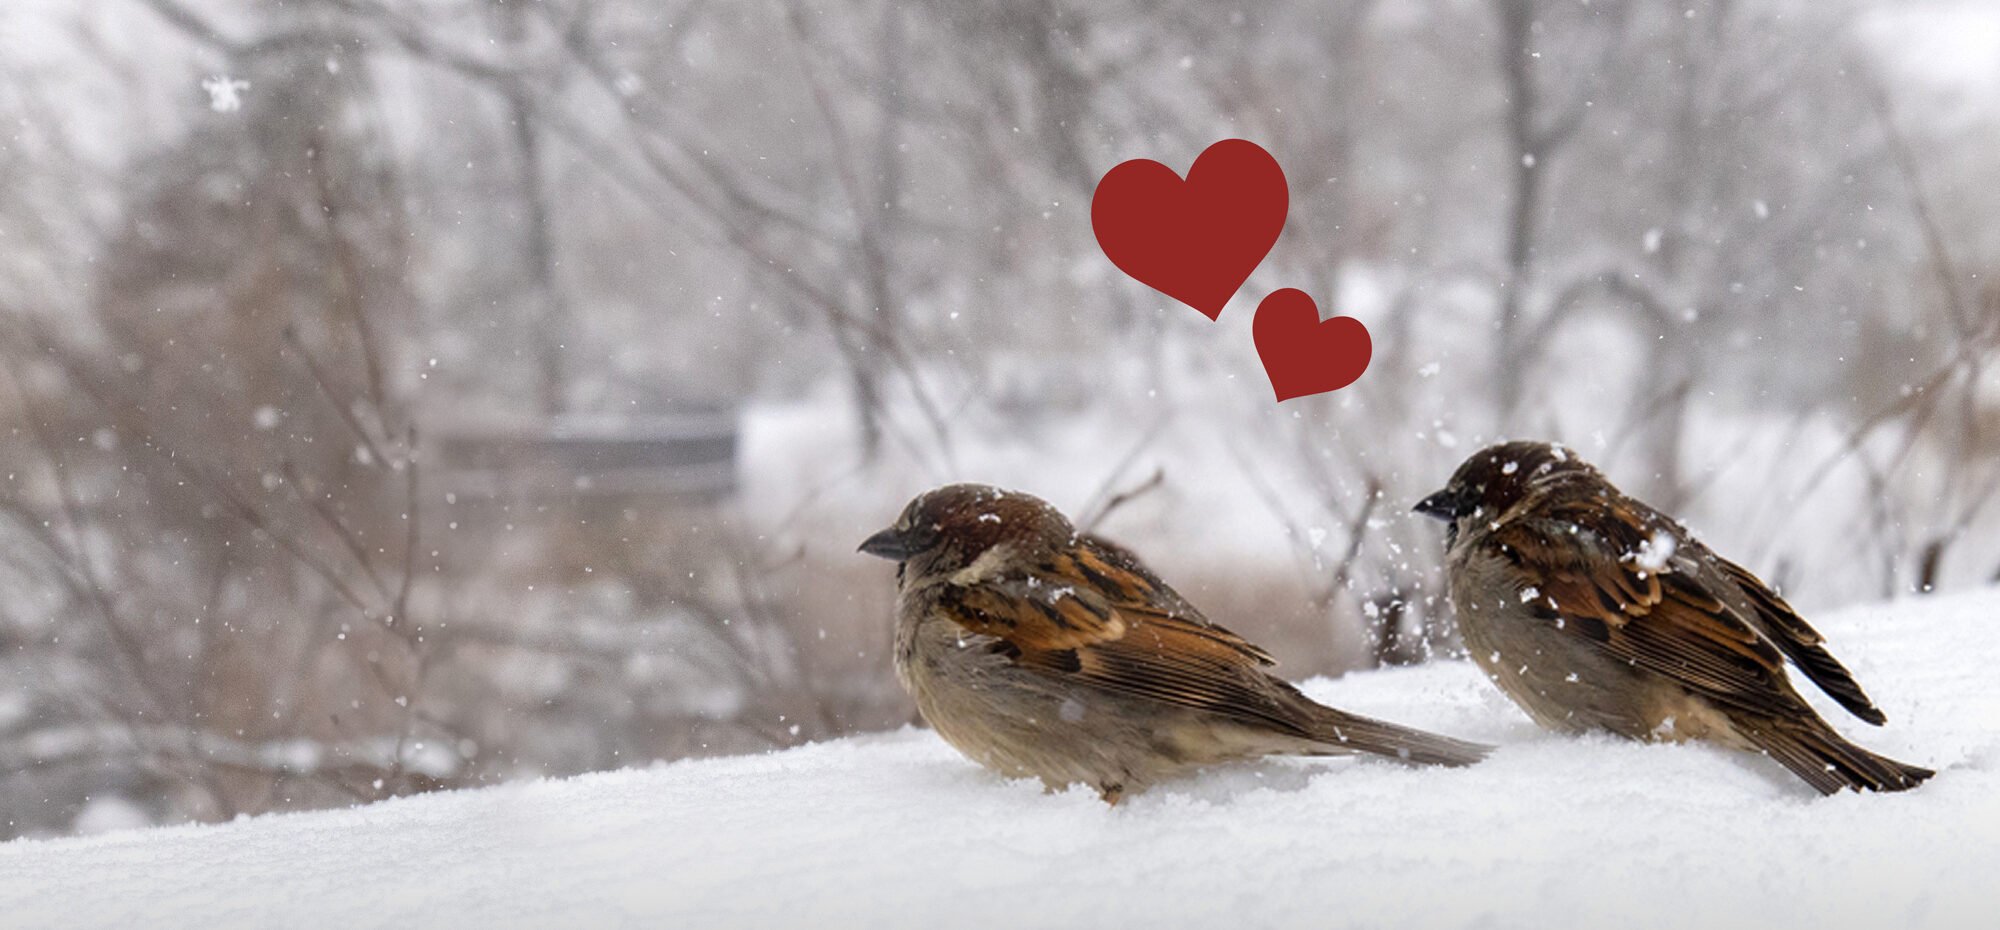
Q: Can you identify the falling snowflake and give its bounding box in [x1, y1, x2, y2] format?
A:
[202, 75, 250, 112]
[1634, 530, 1677, 572]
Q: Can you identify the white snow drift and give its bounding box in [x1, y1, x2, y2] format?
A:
[4, 588, 1997, 929]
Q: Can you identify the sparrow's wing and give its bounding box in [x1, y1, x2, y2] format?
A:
[1705, 555, 1885, 724]
[1489, 494, 1817, 722]
[933, 540, 1323, 736]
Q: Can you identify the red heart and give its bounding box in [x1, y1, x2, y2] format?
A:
[1253, 288, 1371, 401]
[1091, 139, 1287, 320]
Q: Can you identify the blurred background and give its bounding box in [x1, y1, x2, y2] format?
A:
[2, 0, 1997, 838]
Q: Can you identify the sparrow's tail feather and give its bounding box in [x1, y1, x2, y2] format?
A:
[1297, 705, 1492, 768]
[1736, 717, 1932, 795]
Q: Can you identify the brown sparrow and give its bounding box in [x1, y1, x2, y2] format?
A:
[860, 483, 1489, 803]
[1417, 440, 1932, 794]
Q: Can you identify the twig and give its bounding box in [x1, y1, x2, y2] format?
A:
[283, 325, 392, 468]
[1082, 469, 1166, 536]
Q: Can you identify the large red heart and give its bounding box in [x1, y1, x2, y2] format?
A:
[1091, 139, 1287, 320]
[1253, 288, 1371, 401]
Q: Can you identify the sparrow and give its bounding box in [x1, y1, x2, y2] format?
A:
[1416, 440, 1932, 795]
[860, 483, 1489, 803]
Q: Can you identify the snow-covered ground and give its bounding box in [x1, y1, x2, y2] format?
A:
[4, 588, 1996, 929]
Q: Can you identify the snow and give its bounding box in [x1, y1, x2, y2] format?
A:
[199, 75, 250, 113]
[1634, 531, 1678, 573]
[5, 588, 1999, 929]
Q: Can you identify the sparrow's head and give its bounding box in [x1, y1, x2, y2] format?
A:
[1415, 441, 1598, 544]
[859, 483, 1073, 580]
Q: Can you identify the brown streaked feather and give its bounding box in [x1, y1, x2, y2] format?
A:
[1712, 557, 1886, 725]
[1493, 483, 1887, 725]
[1492, 504, 1813, 724]
[939, 580, 1124, 651]
[1512, 478, 1888, 724]
[1071, 536, 1268, 659]
[930, 539, 1304, 735]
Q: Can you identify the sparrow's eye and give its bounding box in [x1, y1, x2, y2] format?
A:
[901, 520, 941, 553]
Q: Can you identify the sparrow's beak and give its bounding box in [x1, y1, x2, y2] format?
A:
[858, 526, 911, 561]
[1413, 489, 1460, 522]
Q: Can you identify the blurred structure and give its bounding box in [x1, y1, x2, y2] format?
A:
[432, 407, 739, 501]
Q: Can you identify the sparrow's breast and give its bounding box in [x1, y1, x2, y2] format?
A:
[1447, 541, 1660, 737]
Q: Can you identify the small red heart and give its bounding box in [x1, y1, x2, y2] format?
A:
[1253, 288, 1371, 401]
[1091, 139, 1287, 320]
